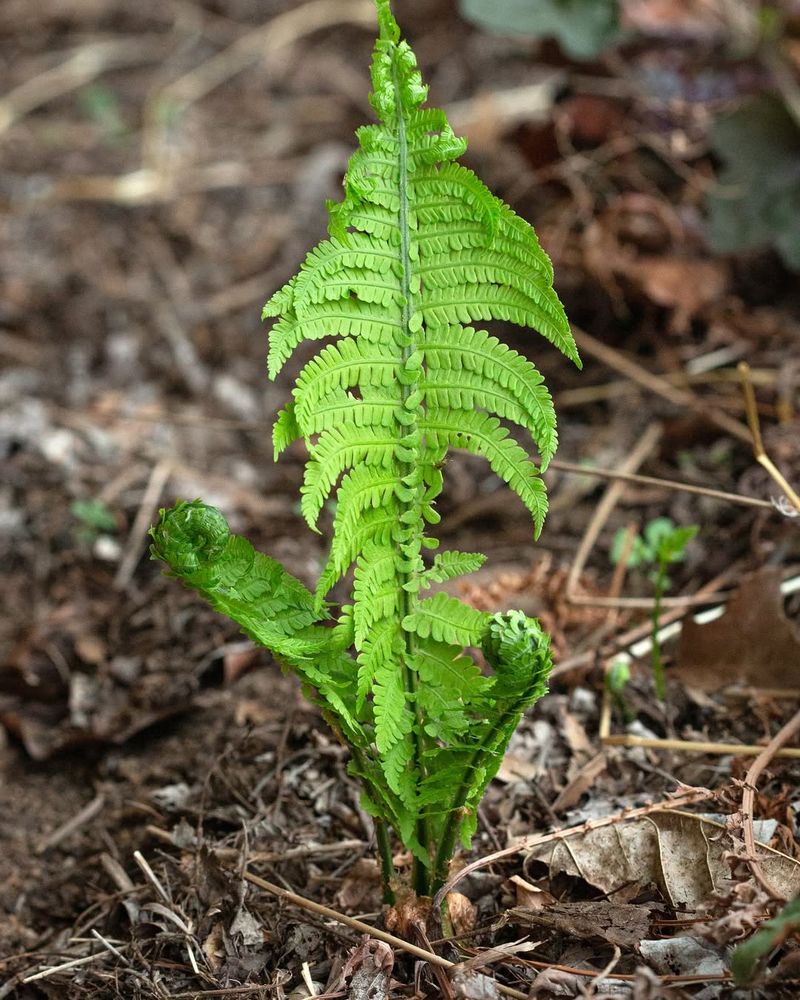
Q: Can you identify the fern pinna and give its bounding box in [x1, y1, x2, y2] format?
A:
[151, 0, 580, 899]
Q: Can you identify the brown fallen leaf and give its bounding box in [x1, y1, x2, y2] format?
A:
[629, 256, 728, 333]
[339, 936, 394, 1000]
[676, 568, 800, 691]
[508, 899, 660, 950]
[508, 875, 557, 911]
[621, 0, 730, 40]
[335, 857, 383, 913]
[450, 968, 499, 999]
[447, 891, 477, 936]
[526, 810, 800, 913]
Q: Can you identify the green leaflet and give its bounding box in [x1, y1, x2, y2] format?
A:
[421, 550, 486, 587]
[152, 0, 577, 900]
[402, 592, 487, 646]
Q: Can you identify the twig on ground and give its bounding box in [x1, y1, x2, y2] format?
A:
[90, 930, 130, 966]
[740, 708, 800, 899]
[572, 327, 751, 443]
[132, 850, 171, 904]
[532, 566, 746, 679]
[35, 791, 105, 854]
[567, 423, 707, 611]
[242, 869, 529, 1000]
[114, 461, 172, 590]
[21, 948, 126, 984]
[600, 733, 800, 761]
[548, 459, 773, 511]
[586, 944, 621, 995]
[0, 37, 169, 135]
[142, 0, 376, 169]
[556, 367, 780, 409]
[739, 361, 800, 514]
[145, 824, 366, 864]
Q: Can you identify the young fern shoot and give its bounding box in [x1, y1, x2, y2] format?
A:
[151, 0, 580, 900]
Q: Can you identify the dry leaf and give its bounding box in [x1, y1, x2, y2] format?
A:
[527, 810, 800, 912]
[451, 968, 499, 999]
[629, 257, 727, 333]
[621, 0, 729, 39]
[640, 936, 725, 977]
[508, 875, 557, 911]
[335, 858, 383, 912]
[496, 751, 543, 783]
[551, 752, 607, 814]
[676, 569, 800, 691]
[340, 936, 393, 1000]
[447, 891, 477, 936]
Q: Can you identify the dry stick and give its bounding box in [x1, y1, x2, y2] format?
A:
[548, 459, 773, 511]
[142, 0, 376, 169]
[145, 824, 366, 863]
[739, 361, 800, 513]
[0, 37, 169, 134]
[242, 870, 529, 1000]
[565, 423, 743, 609]
[432, 784, 719, 913]
[566, 423, 666, 609]
[512, 957, 730, 987]
[549, 567, 740, 678]
[35, 791, 105, 855]
[556, 367, 780, 411]
[90, 930, 130, 967]
[132, 850, 171, 904]
[740, 708, 800, 899]
[572, 327, 751, 444]
[113, 460, 171, 590]
[22, 948, 128, 984]
[601, 734, 800, 761]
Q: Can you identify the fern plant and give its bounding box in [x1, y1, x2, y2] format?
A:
[150, 0, 580, 901]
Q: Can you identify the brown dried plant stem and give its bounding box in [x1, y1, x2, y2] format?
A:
[572, 327, 751, 443]
[741, 707, 800, 899]
[738, 361, 800, 513]
[548, 459, 772, 511]
[566, 422, 662, 608]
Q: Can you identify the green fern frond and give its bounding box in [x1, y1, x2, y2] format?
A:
[154, 0, 577, 898]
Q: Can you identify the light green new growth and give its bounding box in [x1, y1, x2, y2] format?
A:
[150, 0, 580, 899]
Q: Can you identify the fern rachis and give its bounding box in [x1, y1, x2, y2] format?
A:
[151, 0, 580, 902]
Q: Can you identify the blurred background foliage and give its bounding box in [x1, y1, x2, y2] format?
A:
[462, 0, 800, 269]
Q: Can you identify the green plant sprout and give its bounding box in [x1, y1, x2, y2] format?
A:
[150, 0, 580, 902]
[605, 657, 632, 722]
[611, 517, 698, 700]
[71, 498, 117, 544]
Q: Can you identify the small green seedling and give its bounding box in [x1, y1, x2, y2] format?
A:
[150, 0, 580, 901]
[611, 517, 698, 699]
[730, 894, 800, 986]
[605, 657, 633, 722]
[71, 498, 117, 544]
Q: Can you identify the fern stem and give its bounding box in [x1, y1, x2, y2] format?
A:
[392, 51, 430, 898]
[431, 701, 521, 893]
[375, 819, 396, 904]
